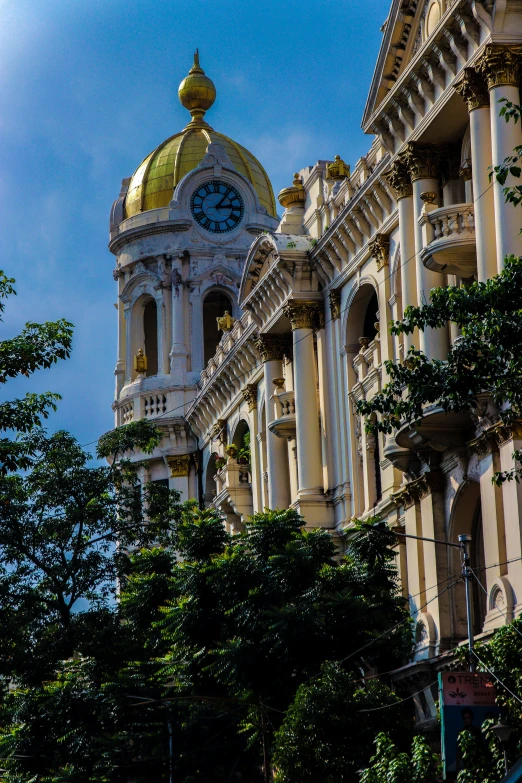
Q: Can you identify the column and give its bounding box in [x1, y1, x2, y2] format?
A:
[124, 303, 132, 382]
[385, 161, 419, 352]
[252, 335, 291, 510]
[170, 259, 187, 380]
[456, 68, 498, 281]
[283, 301, 332, 528]
[477, 46, 522, 266]
[400, 143, 449, 359]
[470, 434, 507, 631]
[240, 384, 263, 513]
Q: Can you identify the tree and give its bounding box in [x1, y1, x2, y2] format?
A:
[0, 421, 176, 685]
[359, 732, 440, 783]
[0, 271, 73, 473]
[158, 510, 411, 782]
[272, 662, 409, 783]
[0, 509, 412, 783]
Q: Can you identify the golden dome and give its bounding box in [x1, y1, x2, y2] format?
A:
[124, 53, 277, 219]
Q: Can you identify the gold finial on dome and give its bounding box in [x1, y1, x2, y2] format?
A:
[178, 49, 216, 128]
[278, 172, 306, 209]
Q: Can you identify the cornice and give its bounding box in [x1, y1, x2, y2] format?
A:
[108, 220, 191, 255]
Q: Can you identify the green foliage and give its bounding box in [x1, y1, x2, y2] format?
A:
[0, 456, 410, 781]
[273, 663, 408, 783]
[356, 255, 522, 483]
[0, 423, 177, 684]
[456, 719, 506, 783]
[0, 271, 73, 472]
[359, 732, 440, 783]
[495, 100, 522, 207]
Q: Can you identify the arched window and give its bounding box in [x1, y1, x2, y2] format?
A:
[203, 290, 233, 365]
[143, 299, 158, 377]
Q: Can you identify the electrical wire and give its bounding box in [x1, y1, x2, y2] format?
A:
[470, 567, 522, 640]
[357, 681, 438, 713]
[338, 577, 461, 665]
[471, 649, 522, 706]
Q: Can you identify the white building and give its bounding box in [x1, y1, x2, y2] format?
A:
[109, 2, 522, 727]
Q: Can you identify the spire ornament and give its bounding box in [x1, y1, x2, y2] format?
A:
[178, 50, 216, 128]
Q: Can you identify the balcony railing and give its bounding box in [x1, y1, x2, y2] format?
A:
[269, 390, 296, 439]
[420, 203, 476, 277]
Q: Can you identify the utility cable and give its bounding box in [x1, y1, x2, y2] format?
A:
[357, 681, 438, 712]
[338, 577, 461, 665]
[470, 567, 522, 641]
[471, 649, 522, 706]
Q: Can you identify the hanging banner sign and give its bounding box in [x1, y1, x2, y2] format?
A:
[439, 671, 500, 779]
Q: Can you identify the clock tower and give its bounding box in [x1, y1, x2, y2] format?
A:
[109, 52, 279, 498]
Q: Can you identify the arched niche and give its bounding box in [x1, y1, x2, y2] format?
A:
[203, 288, 234, 366]
[131, 293, 159, 379]
[448, 481, 486, 638]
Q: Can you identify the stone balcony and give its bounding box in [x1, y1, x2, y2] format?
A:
[420, 203, 476, 277]
[268, 390, 296, 439]
[213, 458, 253, 529]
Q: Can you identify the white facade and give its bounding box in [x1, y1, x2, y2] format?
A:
[110, 1, 522, 726]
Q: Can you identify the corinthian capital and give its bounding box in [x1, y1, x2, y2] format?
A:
[455, 68, 490, 111]
[368, 233, 390, 272]
[384, 160, 412, 199]
[476, 45, 522, 89]
[399, 143, 442, 182]
[283, 300, 323, 331]
[240, 383, 258, 411]
[252, 333, 291, 362]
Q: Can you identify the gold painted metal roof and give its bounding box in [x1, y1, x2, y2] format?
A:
[124, 52, 277, 219]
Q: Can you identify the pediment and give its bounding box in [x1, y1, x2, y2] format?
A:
[190, 261, 242, 287]
[362, 0, 430, 128]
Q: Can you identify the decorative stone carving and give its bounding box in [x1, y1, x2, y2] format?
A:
[252, 334, 291, 363]
[368, 233, 390, 271]
[420, 191, 437, 204]
[467, 427, 498, 458]
[391, 471, 444, 509]
[167, 454, 191, 477]
[476, 45, 522, 89]
[240, 384, 258, 411]
[113, 266, 124, 280]
[399, 143, 442, 182]
[455, 68, 490, 111]
[384, 160, 413, 199]
[329, 290, 341, 320]
[283, 300, 324, 331]
[210, 419, 226, 444]
[459, 161, 473, 182]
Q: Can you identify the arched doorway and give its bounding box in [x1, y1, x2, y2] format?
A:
[449, 481, 486, 638]
[203, 290, 234, 365]
[143, 299, 158, 377]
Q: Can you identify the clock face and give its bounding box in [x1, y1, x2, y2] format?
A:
[190, 180, 244, 233]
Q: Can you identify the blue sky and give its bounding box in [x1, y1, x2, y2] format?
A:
[0, 0, 390, 453]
